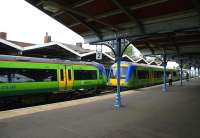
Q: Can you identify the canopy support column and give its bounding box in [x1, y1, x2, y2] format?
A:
[114, 38, 122, 109]
[162, 54, 167, 92]
[194, 66, 197, 78]
[189, 63, 192, 81]
[180, 59, 183, 86]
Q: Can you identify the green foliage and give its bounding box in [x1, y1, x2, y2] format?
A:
[124, 46, 133, 57]
[183, 64, 189, 69]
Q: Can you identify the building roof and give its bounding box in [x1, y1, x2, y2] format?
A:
[23, 42, 86, 59]
[61, 42, 92, 54]
[122, 54, 135, 62]
[81, 51, 115, 61]
[0, 38, 23, 55]
[8, 40, 35, 47]
[148, 60, 158, 65]
[0, 38, 94, 60]
[0, 38, 23, 50]
[135, 58, 148, 64]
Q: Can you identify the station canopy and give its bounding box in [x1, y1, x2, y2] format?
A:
[25, 0, 200, 66]
[23, 42, 90, 60]
[0, 38, 23, 55]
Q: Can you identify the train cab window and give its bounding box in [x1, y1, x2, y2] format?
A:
[110, 68, 115, 78]
[74, 70, 97, 80]
[68, 70, 71, 80]
[0, 68, 57, 83]
[121, 67, 127, 78]
[60, 69, 64, 81]
[110, 67, 127, 78]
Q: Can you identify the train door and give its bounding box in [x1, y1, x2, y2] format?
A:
[66, 65, 73, 89]
[59, 64, 66, 90]
[149, 68, 154, 84]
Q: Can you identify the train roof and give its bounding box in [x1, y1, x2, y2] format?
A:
[0, 54, 99, 66]
[112, 61, 165, 69]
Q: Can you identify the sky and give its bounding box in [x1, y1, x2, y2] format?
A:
[0, 0, 113, 51]
[0, 0, 83, 44]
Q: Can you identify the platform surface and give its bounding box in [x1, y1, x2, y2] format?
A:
[0, 79, 200, 138]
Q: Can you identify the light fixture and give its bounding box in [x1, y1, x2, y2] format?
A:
[42, 0, 60, 13]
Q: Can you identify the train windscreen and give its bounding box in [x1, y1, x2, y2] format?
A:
[110, 67, 127, 78]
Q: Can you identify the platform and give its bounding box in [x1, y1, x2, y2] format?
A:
[0, 79, 200, 138]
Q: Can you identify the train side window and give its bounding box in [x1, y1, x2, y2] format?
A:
[138, 70, 149, 79]
[154, 71, 163, 78]
[74, 70, 97, 80]
[0, 68, 57, 83]
[0, 70, 9, 83]
[173, 72, 176, 76]
[68, 70, 71, 80]
[60, 69, 64, 81]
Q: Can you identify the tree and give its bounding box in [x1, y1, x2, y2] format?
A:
[183, 64, 189, 69]
[124, 46, 133, 57]
[123, 44, 142, 59]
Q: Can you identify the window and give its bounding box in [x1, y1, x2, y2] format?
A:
[154, 71, 163, 78]
[60, 69, 64, 81]
[110, 67, 127, 78]
[74, 70, 97, 80]
[173, 71, 176, 76]
[137, 70, 149, 79]
[0, 68, 57, 83]
[0, 73, 9, 83]
[121, 67, 127, 78]
[68, 70, 71, 80]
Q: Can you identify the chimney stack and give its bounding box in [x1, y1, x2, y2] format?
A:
[0, 32, 7, 40]
[76, 42, 82, 48]
[44, 32, 51, 43]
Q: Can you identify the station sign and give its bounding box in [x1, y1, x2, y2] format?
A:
[96, 51, 102, 60]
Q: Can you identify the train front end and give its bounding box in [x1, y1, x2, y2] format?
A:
[107, 62, 135, 88]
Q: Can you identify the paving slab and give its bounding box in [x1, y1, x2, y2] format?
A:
[0, 79, 200, 138]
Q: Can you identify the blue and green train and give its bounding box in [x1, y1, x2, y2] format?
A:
[0, 55, 107, 97]
[108, 61, 180, 88]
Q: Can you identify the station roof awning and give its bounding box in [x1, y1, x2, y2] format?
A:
[0, 38, 23, 55]
[25, 0, 200, 66]
[148, 60, 159, 66]
[23, 42, 92, 60]
[135, 58, 148, 64]
[81, 51, 115, 66]
[122, 55, 135, 62]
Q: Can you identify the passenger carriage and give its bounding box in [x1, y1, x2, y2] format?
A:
[0, 55, 107, 97]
